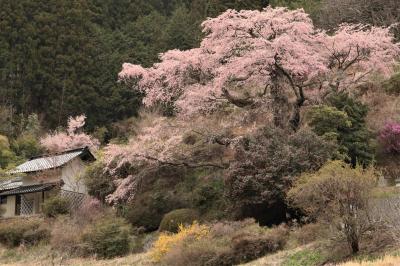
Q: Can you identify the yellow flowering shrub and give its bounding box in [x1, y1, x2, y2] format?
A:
[149, 222, 210, 262]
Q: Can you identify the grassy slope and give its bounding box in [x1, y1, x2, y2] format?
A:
[0, 245, 153, 266]
[339, 255, 400, 266]
[2, 244, 400, 266]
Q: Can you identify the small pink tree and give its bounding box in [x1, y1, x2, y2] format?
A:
[40, 115, 100, 153]
[120, 7, 399, 129]
[379, 122, 400, 154]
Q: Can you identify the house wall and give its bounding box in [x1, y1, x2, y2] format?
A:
[22, 169, 61, 186]
[61, 157, 87, 194]
[2, 195, 15, 217]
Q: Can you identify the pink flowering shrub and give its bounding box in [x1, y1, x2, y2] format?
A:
[40, 115, 99, 153]
[379, 122, 400, 154]
[74, 197, 103, 224]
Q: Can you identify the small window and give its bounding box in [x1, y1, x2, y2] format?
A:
[0, 196, 7, 204]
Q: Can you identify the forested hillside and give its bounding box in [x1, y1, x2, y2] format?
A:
[0, 1, 400, 265]
[0, 0, 268, 132]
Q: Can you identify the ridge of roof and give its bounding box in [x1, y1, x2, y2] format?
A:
[28, 146, 90, 160]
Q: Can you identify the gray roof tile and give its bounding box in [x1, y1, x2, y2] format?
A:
[9, 148, 91, 174]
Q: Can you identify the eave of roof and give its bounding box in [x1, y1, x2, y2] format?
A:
[0, 183, 58, 196]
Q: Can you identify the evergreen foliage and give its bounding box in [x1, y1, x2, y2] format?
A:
[307, 93, 374, 166]
[0, 0, 268, 131]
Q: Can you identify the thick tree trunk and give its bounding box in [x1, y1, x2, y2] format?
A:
[346, 224, 360, 254]
[351, 240, 359, 254]
[270, 83, 289, 129]
[289, 88, 305, 131]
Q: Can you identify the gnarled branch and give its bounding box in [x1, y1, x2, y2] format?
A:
[221, 87, 255, 107]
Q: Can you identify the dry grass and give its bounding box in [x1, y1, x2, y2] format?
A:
[339, 255, 400, 266]
[363, 90, 400, 132]
[0, 245, 153, 266]
[240, 243, 317, 266]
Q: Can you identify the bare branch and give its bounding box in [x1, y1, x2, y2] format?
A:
[139, 154, 227, 169]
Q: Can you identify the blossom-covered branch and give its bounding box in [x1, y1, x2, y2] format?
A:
[40, 115, 100, 153]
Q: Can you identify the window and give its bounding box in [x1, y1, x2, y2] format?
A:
[0, 196, 7, 204]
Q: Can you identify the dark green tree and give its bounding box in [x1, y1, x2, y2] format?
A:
[307, 93, 374, 166]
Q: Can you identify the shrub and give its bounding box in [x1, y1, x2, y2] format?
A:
[50, 216, 84, 255]
[81, 216, 131, 259]
[0, 218, 49, 247]
[124, 191, 184, 231]
[150, 222, 210, 262]
[73, 197, 103, 225]
[159, 209, 199, 233]
[290, 222, 324, 246]
[157, 219, 288, 266]
[22, 225, 51, 245]
[42, 195, 70, 217]
[378, 122, 400, 154]
[83, 160, 115, 202]
[162, 238, 221, 266]
[288, 160, 378, 254]
[191, 179, 226, 219]
[208, 225, 289, 266]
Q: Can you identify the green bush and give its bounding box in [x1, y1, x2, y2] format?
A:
[159, 209, 199, 233]
[81, 216, 131, 259]
[192, 179, 225, 214]
[11, 133, 43, 159]
[0, 218, 49, 247]
[42, 195, 70, 218]
[124, 191, 184, 231]
[83, 160, 115, 202]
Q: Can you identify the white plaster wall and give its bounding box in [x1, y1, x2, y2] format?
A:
[1, 195, 15, 217]
[61, 158, 87, 194]
[21, 170, 60, 186]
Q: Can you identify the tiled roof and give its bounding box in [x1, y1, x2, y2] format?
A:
[0, 183, 57, 196]
[0, 179, 23, 191]
[8, 147, 94, 174]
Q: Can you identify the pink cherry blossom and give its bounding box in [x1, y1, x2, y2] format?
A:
[120, 7, 399, 117]
[40, 115, 100, 153]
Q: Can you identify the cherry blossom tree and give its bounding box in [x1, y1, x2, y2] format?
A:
[40, 115, 99, 153]
[120, 7, 399, 130]
[106, 7, 399, 204]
